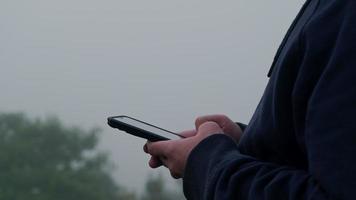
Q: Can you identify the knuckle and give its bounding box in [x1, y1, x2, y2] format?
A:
[170, 170, 181, 179]
[219, 114, 229, 121]
[204, 121, 219, 128]
[172, 173, 180, 179]
[215, 114, 229, 124]
[195, 116, 204, 125]
[166, 159, 182, 179]
[146, 142, 154, 151]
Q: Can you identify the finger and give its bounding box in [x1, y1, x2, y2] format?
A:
[148, 156, 163, 168]
[143, 143, 148, 153]
[197, 121, 223, 138]
[146, 141, 171, 157]
[179, 129, 197, 138]
[170, 171, 181, 179]
[195, 114, 227, 130]
[162, 160, 181, 179]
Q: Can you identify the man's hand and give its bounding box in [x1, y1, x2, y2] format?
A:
[195, 114, 243, 142]
[144, 114, 243, 179]
[143, 129, 197, 169]
[145, 121, 223, 179]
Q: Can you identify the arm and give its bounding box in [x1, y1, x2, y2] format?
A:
[184, 1, 356, 199]
[183, 135, 328, 200]
[146, 2, 356, 199]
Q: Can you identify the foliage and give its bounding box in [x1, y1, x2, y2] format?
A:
[0, 113, 185, 200]
[0, 113, 132, 200]
[141, 174, 185, 200]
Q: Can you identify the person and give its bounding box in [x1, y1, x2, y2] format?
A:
[144, 0, 356, 199]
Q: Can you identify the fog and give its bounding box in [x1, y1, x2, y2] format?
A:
[0, 0, 304, 192]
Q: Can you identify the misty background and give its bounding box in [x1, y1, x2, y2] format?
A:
[1, 0, 304, 193]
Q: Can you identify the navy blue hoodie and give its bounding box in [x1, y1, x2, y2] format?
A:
[183, 0, 356, 199]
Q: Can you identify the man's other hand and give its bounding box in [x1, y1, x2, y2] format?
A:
[195, 114, 243, 142]
[145, 121, 223, 179]
[143, 129, 197, 169]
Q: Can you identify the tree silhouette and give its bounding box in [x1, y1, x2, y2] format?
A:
[141, 174, 185, 200]
[0, 113, 134, 200]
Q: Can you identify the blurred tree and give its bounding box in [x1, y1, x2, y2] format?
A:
[141, 174, 185, 200]
[0, 113, 136, 200]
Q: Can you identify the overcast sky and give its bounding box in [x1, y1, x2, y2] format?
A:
[0, 0, 304, 192]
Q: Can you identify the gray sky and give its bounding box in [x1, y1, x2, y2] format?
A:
[1, 0, 304, 192]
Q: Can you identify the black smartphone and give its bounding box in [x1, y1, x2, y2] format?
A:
[107, 115, 183, 141]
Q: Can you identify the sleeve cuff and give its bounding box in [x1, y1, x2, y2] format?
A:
[183, 134, 240, 199]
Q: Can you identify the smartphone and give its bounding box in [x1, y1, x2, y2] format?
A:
[107, 115, 183, 141]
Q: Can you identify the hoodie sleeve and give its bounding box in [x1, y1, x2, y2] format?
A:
[183, 135, 328, 200]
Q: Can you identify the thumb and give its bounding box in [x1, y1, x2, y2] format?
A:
[179, 129, 197, 138]
[146, 141, 171, 157]
[197, 121, 223, 138]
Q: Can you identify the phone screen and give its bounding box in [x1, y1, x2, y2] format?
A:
[111, 116, 181, 140]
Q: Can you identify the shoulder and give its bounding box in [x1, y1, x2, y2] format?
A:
[314, 0, 356, 18]
[303, 0, 356, 42]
